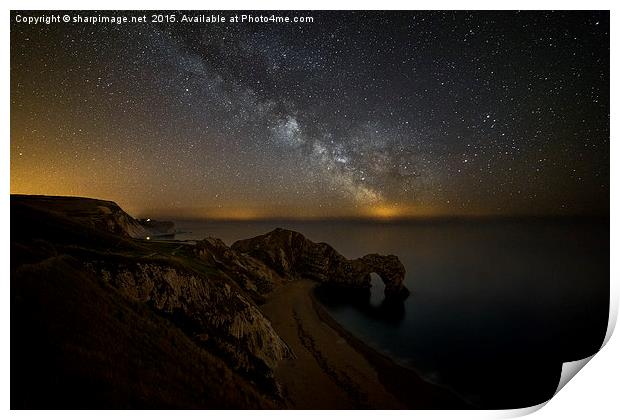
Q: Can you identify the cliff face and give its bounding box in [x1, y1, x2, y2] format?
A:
[193, 237, 285, 297]
[11, 195, 408, 408]
[232, 228, 409, 298]
[84, 259, 292, 380]
[11, 195, 150, 238]
[12, 255, 273, 409]
[11, 195, 174, 239]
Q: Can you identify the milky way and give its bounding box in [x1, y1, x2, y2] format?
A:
[10, 11, 609, 218]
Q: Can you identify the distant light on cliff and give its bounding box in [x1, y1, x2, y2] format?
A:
[146, 218, 151, 222]
[146, 236, 150, 240]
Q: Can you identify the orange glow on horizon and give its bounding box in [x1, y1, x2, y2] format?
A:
[367, 204, 403, 219]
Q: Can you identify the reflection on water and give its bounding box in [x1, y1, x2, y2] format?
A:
[173, 218, 609, 408]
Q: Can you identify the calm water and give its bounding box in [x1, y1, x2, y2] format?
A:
[173, 219, 609, 408]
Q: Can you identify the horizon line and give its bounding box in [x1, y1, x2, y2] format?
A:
[10, 193, 608, 222]
[159, 213, 609, 223]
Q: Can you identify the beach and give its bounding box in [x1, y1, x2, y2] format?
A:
[261, 279, 466, 409]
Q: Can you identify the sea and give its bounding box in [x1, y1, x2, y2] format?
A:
[172, 218, 609, 409]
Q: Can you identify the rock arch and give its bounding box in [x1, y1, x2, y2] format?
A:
[359, 254, 408, 299]
[232, 228, 410, 300]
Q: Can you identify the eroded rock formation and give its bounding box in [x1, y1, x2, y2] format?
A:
[85, 259, 292, 380]
[193, 237, 285, 297]
[232, 228, 409, 299]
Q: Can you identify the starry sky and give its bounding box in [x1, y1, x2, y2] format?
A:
[10, 11, 609, 219]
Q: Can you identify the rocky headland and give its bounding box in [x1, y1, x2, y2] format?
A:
[11, 194, 462, 409]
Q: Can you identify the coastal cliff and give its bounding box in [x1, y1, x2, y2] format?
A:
[11, 194, 175, 239]
[11, 195, 453, 409]
[232, 228, 409, 298]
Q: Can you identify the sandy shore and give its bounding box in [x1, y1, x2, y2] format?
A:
[261, 279, 467, 409]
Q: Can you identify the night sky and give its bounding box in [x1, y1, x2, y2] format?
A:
[10, 11, 609, 219]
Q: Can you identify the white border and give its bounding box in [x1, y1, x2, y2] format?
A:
[2, 1, 617, 418]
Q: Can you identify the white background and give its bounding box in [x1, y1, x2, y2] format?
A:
[2, 0, 617, 418]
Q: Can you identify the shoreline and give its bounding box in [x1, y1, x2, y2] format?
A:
[308, 284, 469, 409]
[260, 279, 468, 409]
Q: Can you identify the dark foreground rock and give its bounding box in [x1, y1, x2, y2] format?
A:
[10, 195, 410, 409]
